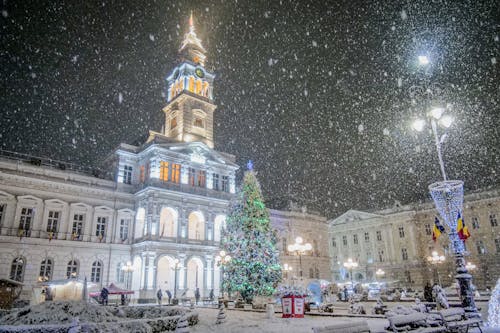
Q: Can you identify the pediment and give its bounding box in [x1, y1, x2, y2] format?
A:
[329, 209, 381, 225]
[156, 142, 239, 168]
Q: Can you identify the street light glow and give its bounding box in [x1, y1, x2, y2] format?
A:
[440, 115, 453, 128]
[430, 107, 444, 120]
[412, 119, 426, 132]
[418, 55, 430, 65]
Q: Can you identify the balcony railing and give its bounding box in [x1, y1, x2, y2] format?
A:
[135, 179, 235, 200]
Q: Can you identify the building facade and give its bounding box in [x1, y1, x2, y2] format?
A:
[328, 189, 500, 290]
[270, 207, 331, 286]
[0, 15, 239, 302]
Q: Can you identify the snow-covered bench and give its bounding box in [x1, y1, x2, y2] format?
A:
[434, 308, 483, 332]
[312, 320, 370, 333]
[387, 312, 445, 332]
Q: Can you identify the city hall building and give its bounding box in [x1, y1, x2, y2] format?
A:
[0, 16, 239, 302]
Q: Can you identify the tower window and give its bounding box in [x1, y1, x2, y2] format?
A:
[401, 248, 408, 261]
[122, 165, 133, 184]
[193, 117, 204, 128]
[425, 223, 432, 235]
[170, 117, 177, 130]
[471, 217, 480, 229]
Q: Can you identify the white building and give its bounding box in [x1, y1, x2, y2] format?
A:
[0, 15, 239, 302]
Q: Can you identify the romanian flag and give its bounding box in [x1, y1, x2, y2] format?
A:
[457, 213, 470, 241]
[432, 217, 445, 242]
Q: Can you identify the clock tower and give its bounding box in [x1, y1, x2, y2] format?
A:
[162, 13, 216, 148]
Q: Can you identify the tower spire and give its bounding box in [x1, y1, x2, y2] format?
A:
[179, 12, 206, 66]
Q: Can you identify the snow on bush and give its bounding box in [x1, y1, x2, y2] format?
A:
[0, 301, 198, 333]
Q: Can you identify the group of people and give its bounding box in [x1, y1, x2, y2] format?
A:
[156, 288, 215, 305]
[156, 288, 173, 305]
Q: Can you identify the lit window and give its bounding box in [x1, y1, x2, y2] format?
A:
[170, 117, 177, 130]
[160, 161, 169, 182]
[171, 164, 181, 183]
[188, 77, 195, 92]
[139, 165, 145, 183]
[193, 117, 204, 128]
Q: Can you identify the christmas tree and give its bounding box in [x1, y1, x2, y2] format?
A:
[488, 278, 500, 328]
[221, 162, 282, 303]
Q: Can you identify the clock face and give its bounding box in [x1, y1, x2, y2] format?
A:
[195, 68, 205, 78]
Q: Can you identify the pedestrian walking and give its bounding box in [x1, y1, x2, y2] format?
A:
[157, 289, 163, 305]
[195, 287, 200, 305]
[166, 289, 172, 304]
[100, 287, 109, 305]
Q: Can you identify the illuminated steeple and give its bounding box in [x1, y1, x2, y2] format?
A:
[179, 12, 206, 66]
[161, 13, 217, 148]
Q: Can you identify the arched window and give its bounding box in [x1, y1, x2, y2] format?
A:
[188, 77, 195, 92]
[39, 258, 53, 282]
[91, 261, 102, 283]
[188, 212, 205, 240]
[10, 257, 25, 282]
[67, 260, 79, 279]
[159, 207, 178, 238]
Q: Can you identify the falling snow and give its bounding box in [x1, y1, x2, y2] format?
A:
[1, 0, 499, 219]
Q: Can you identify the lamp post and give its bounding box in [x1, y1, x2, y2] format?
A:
[215, 250, 231, 299]
[287, 236, 312, 280]
[427, 251, 445, 286]
[375, 268, 385, 282]
[283, 263, 293, 285]
[343, 258, 358, 290]
[121, 261, 134, 290]
[411, 55, 478, 316]
[465, 262, 476, 271]
[171, 258, 181, 303]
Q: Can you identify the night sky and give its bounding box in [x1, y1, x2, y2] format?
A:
[1, 0, 499, 219]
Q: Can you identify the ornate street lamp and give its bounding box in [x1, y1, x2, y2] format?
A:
[427, 251, 446, 286]
[343, 258, 358, 289]
[410, 55, 478, 316]
[465, 262, 477, 271]
[287, 236, 312, 279]
[375, 268, 385, 282]
[215, 250, 231, 299]
[121, 261, 134, 290]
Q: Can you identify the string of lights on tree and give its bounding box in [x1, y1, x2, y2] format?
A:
[220, 161, 282, 302]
